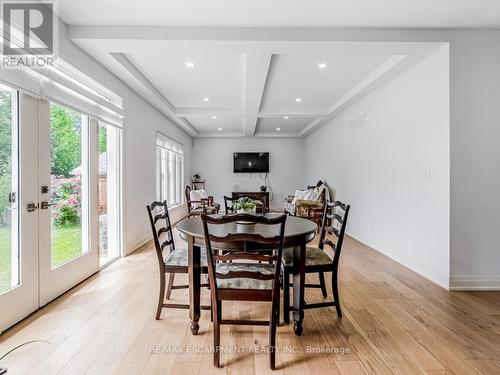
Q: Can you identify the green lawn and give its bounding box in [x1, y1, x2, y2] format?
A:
[0, 225, 12, 294]
[0, 225, 82, 294]
[51, 225, 82, 267]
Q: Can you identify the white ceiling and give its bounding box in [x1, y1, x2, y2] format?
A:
[59, 2, 461, 137]
[261, 53, 391, 114]
[58, 0, 500, 28]
[127, 50, 245, 109]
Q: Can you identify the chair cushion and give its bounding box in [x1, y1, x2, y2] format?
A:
[282, 246, 333, 267]
[189, 190, 202, 208]
[164, 248, 207, 267]
[189, 206, 217, 215]
[198, 189, 209, 200]
[304, 188, 318, 201]
[215, 262, 275, 290]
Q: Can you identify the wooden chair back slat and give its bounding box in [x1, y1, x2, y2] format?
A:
[323, 225, 340, 237]
[208, 233, 281, 244]
[318, 200, 350, 265]
[146, 200, 175, 269]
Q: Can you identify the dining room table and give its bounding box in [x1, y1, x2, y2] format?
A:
[176, 213, 317, 336]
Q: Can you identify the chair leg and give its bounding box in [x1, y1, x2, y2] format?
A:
[156, 272, 165, 320]
[213, 298, 221, 367]
[165, 273, 175, 300]
[332, 269, 342, 318]
[269, 291, 279, 370]
[283, 269, 290, 324]
[319, 272, 328, 298]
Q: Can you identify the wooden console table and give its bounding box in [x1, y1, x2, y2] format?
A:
[232, 191, 270, 213]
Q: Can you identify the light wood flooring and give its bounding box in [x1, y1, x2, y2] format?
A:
[1, 229, 500, 375]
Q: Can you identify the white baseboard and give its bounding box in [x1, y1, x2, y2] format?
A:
[347, 233, 450, 290]
[125, 236, 151, 256]
[449, 275, 500, 291]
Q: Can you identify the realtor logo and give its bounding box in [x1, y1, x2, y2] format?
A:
[1, 0, 57, 67]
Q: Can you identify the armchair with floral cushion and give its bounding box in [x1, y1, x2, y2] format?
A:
[185, 185, 220, 218]
[284, 181, 330, 219]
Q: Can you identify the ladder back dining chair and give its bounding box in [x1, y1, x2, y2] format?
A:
[201, 213, 287, 370]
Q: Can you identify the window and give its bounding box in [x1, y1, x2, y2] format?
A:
[98, 123, 121, 266]
[0, 84, 18, 294]
[156, 133, 184, 207]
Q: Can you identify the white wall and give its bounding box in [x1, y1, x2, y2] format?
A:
[304, 45, 450, 288]
[449, 31, 500, 289]
[57, 22, 192, 255]
[192, 138, 304, 210]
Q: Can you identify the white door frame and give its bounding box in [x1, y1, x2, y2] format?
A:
[0, 93, 39, 331]
[38, 103, 99, 306]
[1, 94, 121, 331]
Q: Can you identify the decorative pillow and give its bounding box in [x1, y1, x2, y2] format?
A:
[198, 189, 209, 200]
[294, 190, 307, 200]
[304, 189, 318, 201]
[190, 190, 202, 208]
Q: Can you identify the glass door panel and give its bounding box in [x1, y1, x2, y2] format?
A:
[48, 103, 88, 268]
[98, 123, 121, 266]
[39, 102, 97, 307]
[0, 92, 38, 331]
[0, 85, 18, 295]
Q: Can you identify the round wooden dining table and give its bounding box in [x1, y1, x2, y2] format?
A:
[176, 214, 317, 336]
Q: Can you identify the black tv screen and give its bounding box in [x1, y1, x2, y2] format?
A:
[233, 152, 269, 173]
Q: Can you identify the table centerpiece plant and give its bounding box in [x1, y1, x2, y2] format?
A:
[232, 197, 257, 214]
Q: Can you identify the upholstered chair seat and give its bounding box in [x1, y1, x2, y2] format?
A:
[282, 246, 333, 267]
[215, 262, 275, 289]
[164, 248, 208, 267]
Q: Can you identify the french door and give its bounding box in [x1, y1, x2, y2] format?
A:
[0, 89, 119, 331]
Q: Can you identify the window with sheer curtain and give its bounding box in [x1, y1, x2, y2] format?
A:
[156, 133, 184, 207]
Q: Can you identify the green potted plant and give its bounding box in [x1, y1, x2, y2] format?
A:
[233, 197, 257, 214]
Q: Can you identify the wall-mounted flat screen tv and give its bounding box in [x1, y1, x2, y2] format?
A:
[233, 152, 269, 173]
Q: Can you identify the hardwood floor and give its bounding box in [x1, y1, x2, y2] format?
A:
[1, 229, 500, 374]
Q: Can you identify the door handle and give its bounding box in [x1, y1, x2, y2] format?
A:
[40, 201, 55, 210]
[26, 203, 38, 212]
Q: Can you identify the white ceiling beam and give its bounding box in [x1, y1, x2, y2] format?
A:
[197, 132, 246, 138]
[175, 107, 244, 116]
[110, 52, 198, 136]
[254, 132, 301, 138]
[68, 26, 451, 44]
[244, 52, 272, 136]
[257, 112, 327, 119]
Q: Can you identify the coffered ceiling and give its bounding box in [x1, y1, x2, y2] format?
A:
[68, 27, 443, 138]
[59, 0, 494, 138]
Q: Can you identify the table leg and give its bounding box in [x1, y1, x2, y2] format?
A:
[188, 237, 201, 335]
[292, 242, 306, 335]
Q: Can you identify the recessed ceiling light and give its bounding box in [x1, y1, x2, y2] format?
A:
[295, 98, 302, 103]
[218, 127, 222, 131]
[318, 62, 327, 69]
[212, 115, 217, 120]
[203, 97, 209, 102]
[283, 116, 289, 120]
[185, 61, 195, 68]
[276, 128, 281, 131]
